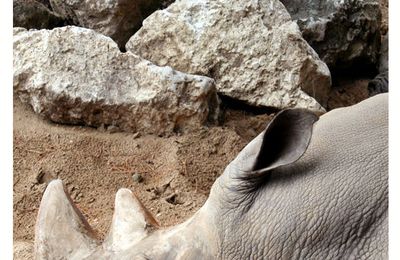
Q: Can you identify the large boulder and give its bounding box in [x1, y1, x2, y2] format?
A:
[13, 0, 65, 29]
[126, 0, 331, 112]
[48, 0, 166, 48]
[13, 27, 220, 135]
[280, 0, 381, 70]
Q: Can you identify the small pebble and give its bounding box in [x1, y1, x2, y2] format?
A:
[132, 173, 143, 183]
[107, 125, 120, 133]
[68, 186, 76, 193]
[97, 124, 106, 132]
[132, 132, 141, 139]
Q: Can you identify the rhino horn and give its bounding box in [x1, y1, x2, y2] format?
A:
[35, 180, 161, 258]
[104, 188, 160, 251]
[34, 179, 99, 259]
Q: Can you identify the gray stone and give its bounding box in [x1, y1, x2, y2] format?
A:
[368, 33, 388, 97]
[280, 0, 381, 70]
[13, 26, 220, 135]
[378, 34, 388, 73]
[132, 173, 143, 183]
[368, 71, 388, 97]
[126, 0, 331, 112]
[48, 0, 165, 48]
[13, 0, 65, 29]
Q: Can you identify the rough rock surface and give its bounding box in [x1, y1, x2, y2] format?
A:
[368, 71, 388, 97]
[48, 0, 165, 48]
[13, 0, 65, 29]
[280, 0, 381, 70]
[379, 0, 388, 35]
[378, 34, 388, 73]
[13, 26, 220, 135]
[126, 0, 331, 111]
[37, 0, 52, 9]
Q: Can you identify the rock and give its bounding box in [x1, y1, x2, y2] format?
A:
[368, 33, 388, 97]
[48, 0, 165, 48]
[36, 0, 52, 9]
[165, 193, 183, 205]
[280, 0, 381, 70]
[126, 0, 331, 111]
[160, 0, 175, 8]
[368, 71, 388, 97]
[132, 173, 143, 183]
[107, 125, 121, 134]
[379, 0, 388, 35]
[13, 0, 66, 29]
[378, 34, 388, 73]
[132, 132, 141, 139]
[13, 27, 28, 35]
[13, 27, 220, 135]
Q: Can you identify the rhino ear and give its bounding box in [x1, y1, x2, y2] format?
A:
[251, 109, 318, 171]
[229, 109, 318, 182]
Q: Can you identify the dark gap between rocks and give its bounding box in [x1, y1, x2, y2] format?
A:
[218, 94, 279, 116]
[330, 58, 378, 85]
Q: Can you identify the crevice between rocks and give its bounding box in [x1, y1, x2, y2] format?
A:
[218, 94, 279, 116]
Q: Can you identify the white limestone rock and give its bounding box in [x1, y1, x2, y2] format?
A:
[126, 0, 331, 111]
[13, 26, 220, 135]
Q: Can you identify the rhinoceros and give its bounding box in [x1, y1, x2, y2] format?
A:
[34, 94, 388, 259]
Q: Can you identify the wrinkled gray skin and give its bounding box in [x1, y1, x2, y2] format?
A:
[35, 94, 388, 259]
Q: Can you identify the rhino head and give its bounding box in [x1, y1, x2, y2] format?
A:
[35, 94, 388, 259]
[35, 108, 318, 259]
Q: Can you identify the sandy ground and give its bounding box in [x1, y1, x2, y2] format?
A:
[327, 78, 370, 110]
[13, 96, 271, 258]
